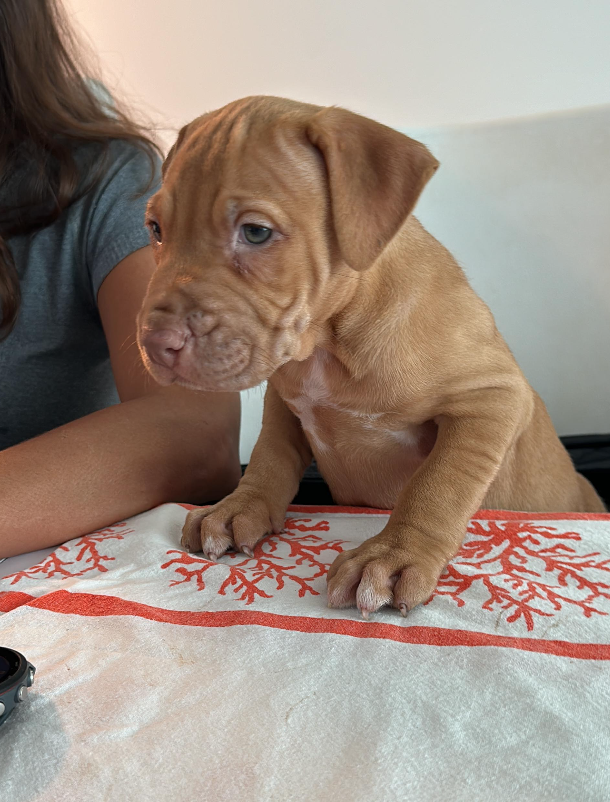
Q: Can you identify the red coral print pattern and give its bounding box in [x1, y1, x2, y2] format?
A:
[431, 520, 610, 630]
[161, 517, 347, 604]
[6, 522, 133, 584]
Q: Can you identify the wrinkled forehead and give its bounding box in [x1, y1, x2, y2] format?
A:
[153, 100, 325, 229]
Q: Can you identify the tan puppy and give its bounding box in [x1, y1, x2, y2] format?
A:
[138, 96, 606, 618]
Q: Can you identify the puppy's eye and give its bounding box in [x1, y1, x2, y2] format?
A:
[241, 224, 272, 245]
[148, 220, 162, 244]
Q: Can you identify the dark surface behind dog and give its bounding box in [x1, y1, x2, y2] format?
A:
[244, 434, 610, 508]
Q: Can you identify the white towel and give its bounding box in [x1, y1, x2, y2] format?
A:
[1, 504, 610, 801]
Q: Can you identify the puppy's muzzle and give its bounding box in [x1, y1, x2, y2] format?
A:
[140, 306, 220, 376]
[139, 307, 256, 391]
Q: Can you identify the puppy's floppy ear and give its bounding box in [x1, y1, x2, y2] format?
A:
[306, 107, 439, 271]
[162, 124, 190, 179]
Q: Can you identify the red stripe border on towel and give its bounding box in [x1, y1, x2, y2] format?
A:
[2, 589, 609, 661]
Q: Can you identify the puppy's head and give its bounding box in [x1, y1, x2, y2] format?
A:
[138, 96, 438, 391]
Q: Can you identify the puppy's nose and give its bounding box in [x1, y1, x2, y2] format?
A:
[141, 328, 188, 369]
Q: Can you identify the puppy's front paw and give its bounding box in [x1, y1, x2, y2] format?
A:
[326, 528, 454, 618]
[181, 491, 284, 560]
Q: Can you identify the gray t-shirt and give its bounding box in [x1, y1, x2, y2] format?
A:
[0, 140, 161, 450]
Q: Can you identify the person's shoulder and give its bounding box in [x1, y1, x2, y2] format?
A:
[87, 80, 162, 190]
[76, 78, 162, 200]
[92, 139, 161, 198]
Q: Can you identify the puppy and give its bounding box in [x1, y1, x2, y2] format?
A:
[137, 96, 605, 618]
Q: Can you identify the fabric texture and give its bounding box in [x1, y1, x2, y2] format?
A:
[0, 140, 161, 450]
[1, 503, 610, 801]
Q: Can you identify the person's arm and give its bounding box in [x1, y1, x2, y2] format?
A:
[0, 247, 241, 559]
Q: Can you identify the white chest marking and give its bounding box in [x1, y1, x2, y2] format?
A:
[286, 352, 420, 455]
[287, 354, 331, 453]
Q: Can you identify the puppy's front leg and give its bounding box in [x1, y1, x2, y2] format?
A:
[327, 386, 531, 617]
[182, 384, 312, 559]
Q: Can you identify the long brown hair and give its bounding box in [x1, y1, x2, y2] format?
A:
[0, 0, 161, 339]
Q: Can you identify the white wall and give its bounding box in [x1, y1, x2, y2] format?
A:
[63, 0, 610, 458]
[407, 106, 610, 438]
[66, 0, 610, 137]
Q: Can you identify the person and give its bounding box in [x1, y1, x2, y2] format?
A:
[0, 0, 241, 561]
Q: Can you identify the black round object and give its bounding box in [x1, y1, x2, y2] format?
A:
[0, 647, 36, 726]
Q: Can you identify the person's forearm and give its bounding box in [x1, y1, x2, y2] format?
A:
[0, 388, 241, 559]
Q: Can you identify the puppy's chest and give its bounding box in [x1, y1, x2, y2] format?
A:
[273, 351, 425, 456]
